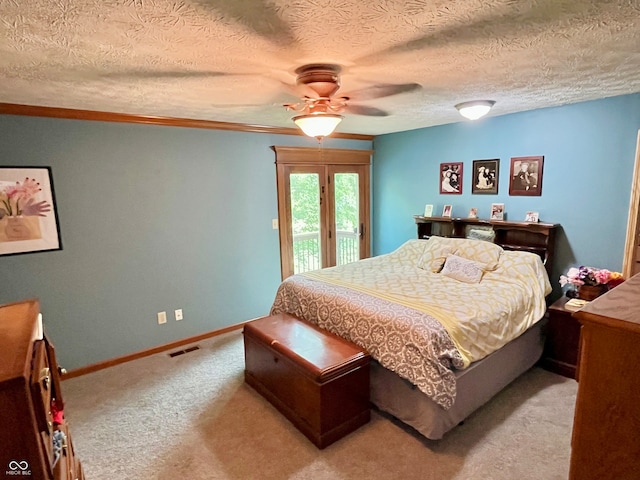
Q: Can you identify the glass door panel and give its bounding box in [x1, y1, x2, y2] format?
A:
[334, 173, 360, 265]
[290, 172, 322, 274]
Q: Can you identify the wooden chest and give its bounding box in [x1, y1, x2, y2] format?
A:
[243, 313, 371, 449]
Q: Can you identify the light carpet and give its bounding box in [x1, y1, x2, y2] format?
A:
[62, 330, 577, 480]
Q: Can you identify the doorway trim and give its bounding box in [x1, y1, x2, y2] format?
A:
[622, 130, 640, 279]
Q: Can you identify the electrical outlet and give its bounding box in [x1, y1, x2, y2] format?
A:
[175, 309, 183, 321]
[272, 218, 278, 230]
[157, 311, 167, 325]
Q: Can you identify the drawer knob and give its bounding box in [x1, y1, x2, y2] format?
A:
[273, 356, 279, 363]
[40, 367, 51, 390]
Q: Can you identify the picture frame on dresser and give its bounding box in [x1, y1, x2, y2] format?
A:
[0, 166, 62, 256]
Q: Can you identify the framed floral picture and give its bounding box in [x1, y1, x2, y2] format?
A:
[439, 162, 463, 194]
[472, 159, 499, 194]
[0, 167, 62, 256]
[509, 156, 544, 196]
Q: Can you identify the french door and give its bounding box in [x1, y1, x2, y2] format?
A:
[274, 147, 371, 279]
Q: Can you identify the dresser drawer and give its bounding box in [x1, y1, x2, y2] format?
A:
[31, 339, 54, 467]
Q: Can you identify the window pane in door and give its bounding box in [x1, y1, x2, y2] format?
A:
[290, 173, 321, 274]
[334, 173, 360, 265]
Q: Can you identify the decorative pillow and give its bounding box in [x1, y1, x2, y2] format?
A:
[451, 238, 503, 271]
[416, 236, 457, 272]
[440, 254, 484, 283]
[466, 227, 496, 243]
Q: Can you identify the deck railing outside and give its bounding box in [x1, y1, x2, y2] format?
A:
[293, 230, 359, 274]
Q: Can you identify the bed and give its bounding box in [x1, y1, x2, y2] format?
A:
[270, 219, 558, 439]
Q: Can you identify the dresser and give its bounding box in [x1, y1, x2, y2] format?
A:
[570, 275, 640, 479]
[0, 299, 84, 480]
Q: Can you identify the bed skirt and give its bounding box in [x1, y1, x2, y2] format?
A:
[370, 320, 546, 440]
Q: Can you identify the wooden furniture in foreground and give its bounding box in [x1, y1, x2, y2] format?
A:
[243, 313, 371, 449]
[540, 297, 581, 379]
[569, 275, 640, 479]
[414, 216, 558, 277]
[0, 299, 84, 480]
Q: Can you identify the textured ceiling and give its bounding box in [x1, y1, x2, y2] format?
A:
[1, 0, 639, 135]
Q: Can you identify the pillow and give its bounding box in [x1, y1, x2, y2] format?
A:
[440, 254, 484, 283]
[416, 236, 457, 272]
[466, 228, 496, 243]
[452, 238, 503, 271]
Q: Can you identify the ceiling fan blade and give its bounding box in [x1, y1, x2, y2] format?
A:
[343, 104, 390, 117]
[279, 80, 320, 99]
[101, 69, 245, 80]
[192, 0, 297, 46]
[342, 83, 421, 101]
[356, 0, 583, 62]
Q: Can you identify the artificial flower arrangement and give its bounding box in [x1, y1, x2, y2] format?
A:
[560, 266, 624, 290]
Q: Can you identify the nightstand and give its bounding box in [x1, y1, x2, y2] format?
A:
[540, 296, 581, 379]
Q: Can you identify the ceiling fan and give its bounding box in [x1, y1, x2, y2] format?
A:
[282, 63, 420, 138]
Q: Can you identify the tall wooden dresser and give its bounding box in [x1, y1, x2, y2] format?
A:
[0, 299, 84, 480]
[570, 275, 640, 479]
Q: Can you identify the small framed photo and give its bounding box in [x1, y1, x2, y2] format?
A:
[525, 211, 539, 222]
[509, 156, 544, 196]
[468, 207, 478, 219]
[424, 204, 434, 217]
[490, 203, 504, 220]
[0, 166, 62, 256]
[442, 205, 453, 218]
[472, 159, 499, 194]
[439, 162, 463, 194]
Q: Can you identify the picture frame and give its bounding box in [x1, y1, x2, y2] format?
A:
[490, 203, 505, 220]
[525, 211, 539, 222]
[439, 162, 463, 194]
[509, 156, 544, 196]
[471, 159, 499, 194]
[442, 205, 452, 218]
[423, 204, 434, 217]
[468, 207, 478, 219]
[0, 167, 62, 256]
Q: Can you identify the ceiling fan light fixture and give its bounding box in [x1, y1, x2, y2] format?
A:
[455, 100, 496, 120]
[293, 113, 343, 139]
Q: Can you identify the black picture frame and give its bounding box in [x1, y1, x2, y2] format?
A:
[0, 166, 62, 256]
[471, 159, 499, 194]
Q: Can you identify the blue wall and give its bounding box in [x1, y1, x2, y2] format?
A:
[0, 114, 371, 369]
[373, 93, 640, 298]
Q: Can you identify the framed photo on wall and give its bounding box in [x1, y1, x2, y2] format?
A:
[0, 166, 62, 256]
[509, 156, 544, 196]
[439, 162, 463, 194]
[472, 159, 499, 194]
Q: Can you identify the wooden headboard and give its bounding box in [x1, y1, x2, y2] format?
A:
[414, 216, 559, 278]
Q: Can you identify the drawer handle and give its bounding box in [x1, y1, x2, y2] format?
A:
[40, 367, 51, 390]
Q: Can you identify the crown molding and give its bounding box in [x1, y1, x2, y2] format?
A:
[0, 103, 374, 141]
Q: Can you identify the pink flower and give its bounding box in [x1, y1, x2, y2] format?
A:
[594, 269, 611, 284]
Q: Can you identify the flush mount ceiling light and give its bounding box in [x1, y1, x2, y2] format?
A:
[292, 113, 343, 139]
[455, 100, 496, 120]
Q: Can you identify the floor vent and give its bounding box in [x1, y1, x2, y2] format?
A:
[168, 345, 200, 358]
